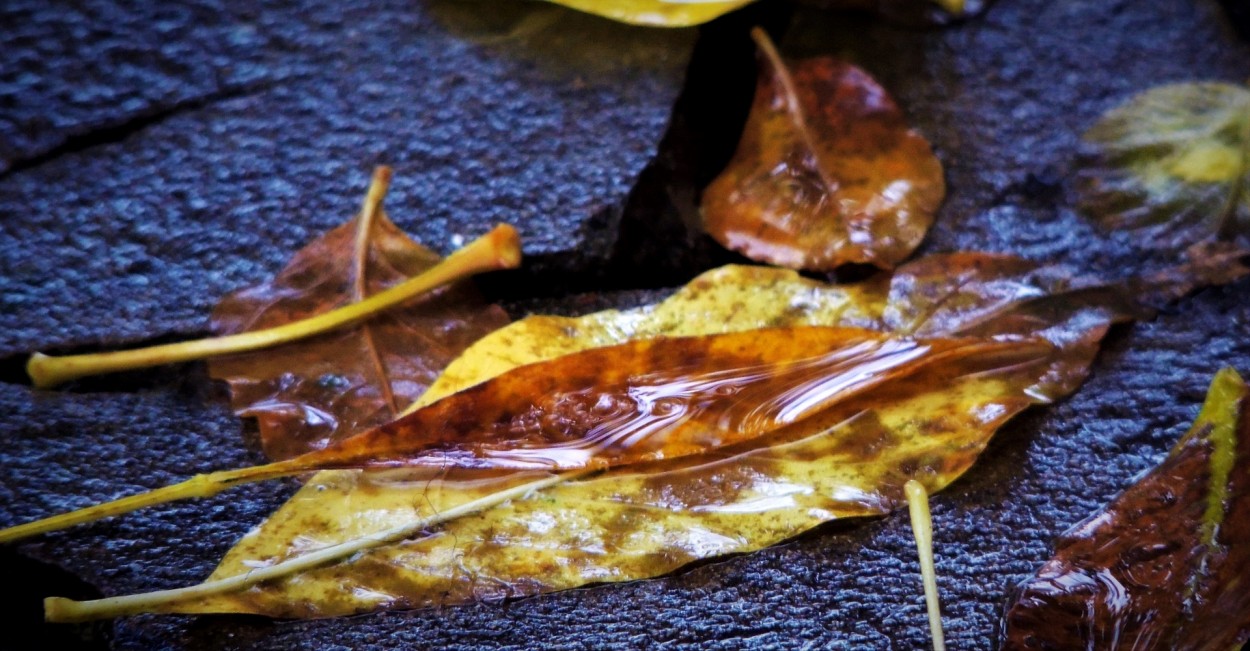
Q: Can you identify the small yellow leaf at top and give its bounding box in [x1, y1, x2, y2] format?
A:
[543, 0, 755, 27]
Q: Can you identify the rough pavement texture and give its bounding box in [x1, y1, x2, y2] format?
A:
[1, 0, 1249, 650]
[0, 0, 694, 356]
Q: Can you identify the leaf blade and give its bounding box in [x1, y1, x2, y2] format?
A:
[159, 255, 1142, 617]
[1000, 368, 1250, 650]
[702, 32, 945, 270]
[1077, 82, 1250, 250]
[538, 0, 754, 27]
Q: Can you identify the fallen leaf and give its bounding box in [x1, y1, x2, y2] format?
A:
[1000, 367, 1250, 650]
[152, 254, 1140, 617]
[265, 327, 1042, 474]
[208, 191, 509, 460]
[1077, 81, 1250, 251]
[30, 248, 1249, 620]
[702, 29, 944, 271]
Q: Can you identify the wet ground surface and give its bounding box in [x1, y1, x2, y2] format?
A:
[1, 0, 1248, 649]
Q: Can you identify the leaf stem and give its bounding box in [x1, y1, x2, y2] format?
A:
[44, 470, 592, 622]
[748, 27, 841, 200]
[905, 479, 946, 651]
[352, 166, 403, 417]
[26, 223, 522, 388]
[0, 460, 306, 544]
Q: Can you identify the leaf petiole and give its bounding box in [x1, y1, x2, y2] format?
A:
[26, 220, 521, 389]
[905, 479, 946, 651]
[0, 461, 307, 544]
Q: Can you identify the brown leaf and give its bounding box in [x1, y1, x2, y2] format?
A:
[1001, 367, 1250, 650]
[208, 206, 508, 460]
[701, 28, 944, 271]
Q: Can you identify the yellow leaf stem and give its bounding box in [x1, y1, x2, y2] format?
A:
[27, 222, 521, 389]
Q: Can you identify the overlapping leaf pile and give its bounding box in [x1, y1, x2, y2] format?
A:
[140, 253, 1149, 617]
[1001, 367, 1250, 649]
[12, 8, 1250, 632]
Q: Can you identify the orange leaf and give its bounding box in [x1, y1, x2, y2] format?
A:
[702, 28, 944, 271]
[285, 326, 1047, 473]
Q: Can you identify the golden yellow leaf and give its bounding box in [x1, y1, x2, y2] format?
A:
[148, 254, 1138, 617]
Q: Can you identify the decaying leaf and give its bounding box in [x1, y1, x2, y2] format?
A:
[701, 29, 944, 271]
[1077, 82, 1250, 251]
[208, 203, 508, 460]
[142, 254, 1147, 618]
[1000, 367, 1250, 650]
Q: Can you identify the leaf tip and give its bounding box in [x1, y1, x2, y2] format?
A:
[1194, 366, 1249, 431]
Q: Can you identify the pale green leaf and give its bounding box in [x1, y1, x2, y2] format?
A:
[1078, 82, 1250, 250]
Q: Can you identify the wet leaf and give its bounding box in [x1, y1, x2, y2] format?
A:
[151, 254, 1145, 617]
[1000, 367, 1250, 650]
[280, 328, 1039, 473]
[208, 207, 509, 460]
[1077, 82, 1250, 251]
[702, 29, 944, 271]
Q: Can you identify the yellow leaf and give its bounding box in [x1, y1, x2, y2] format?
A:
[150, 255, 1137, 617]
